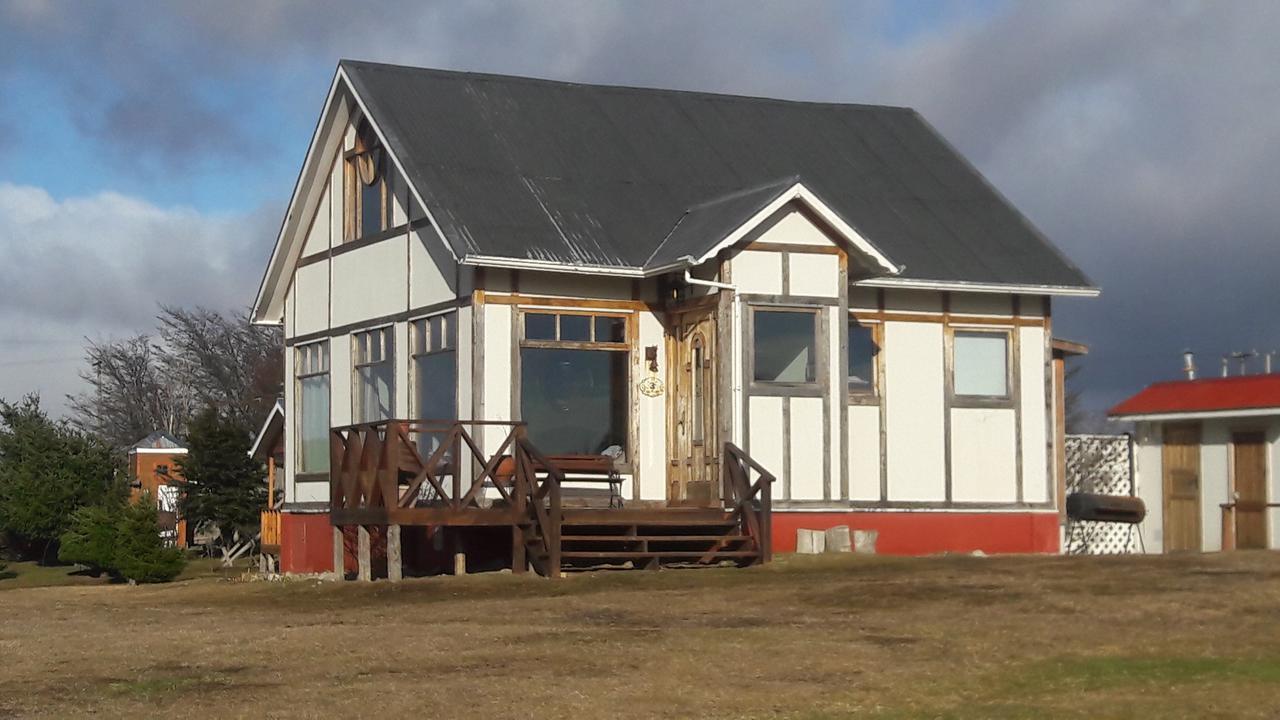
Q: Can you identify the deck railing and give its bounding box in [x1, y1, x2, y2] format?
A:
[722, 442, 776, 562]
[329, 419, 565, 576]
[260, 508, 281, 547]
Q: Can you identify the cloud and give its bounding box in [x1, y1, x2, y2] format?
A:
[3, 0, 1280, 419]
[0, 183, 273, 413]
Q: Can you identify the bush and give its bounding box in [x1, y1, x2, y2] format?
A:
[112, 500, 186, 584]
[58, 504, 122, 575]
[58, 493, 186, 584]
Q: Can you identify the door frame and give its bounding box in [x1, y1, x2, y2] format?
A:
[1228, 429, 1270, 550]
[665, 301, 721, 506]
[1162, 422, 1202, 552]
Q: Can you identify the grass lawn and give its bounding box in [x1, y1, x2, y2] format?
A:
[0, 556, 249, 590]
[1, 551, 1279, 718]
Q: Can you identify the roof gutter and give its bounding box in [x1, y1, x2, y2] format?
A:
[1109, 407, 1280, 423]
[856, 276, 1101, 298]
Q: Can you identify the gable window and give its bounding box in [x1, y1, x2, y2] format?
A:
[295, 341, 330, 473]
[411, 313, 457, 453]
[345, 119, 392, 241]
[753, 309, 817, 384]
[353, 327, 395, 423]
[847, 317, 879, 396]
[953, 330, 1010, 398]
[519, 311, 629, 458]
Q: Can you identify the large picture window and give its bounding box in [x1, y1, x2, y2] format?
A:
[753, 309, 817, 384]
[519, 311, 629, 458]
[847, 317, 879, 395]
[411, 313, 457, 453]
[353, 327, 395, 423]
[295, 341, 330, 474]
[953, 330, 1010, 398]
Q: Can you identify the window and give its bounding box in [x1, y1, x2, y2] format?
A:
[753, 309, 816, 384]
[295, 341, 330, 473]
[848, 318, 879, 394]
[519, 311, 629, 457]
[353, 327, 394, 423]
[345, 120, 392, 241]
[953, 330, 1010, 398]
[411, 313, 457, 453]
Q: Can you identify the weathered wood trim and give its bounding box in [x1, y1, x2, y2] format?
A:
[746, 241, 842, 255]
[286, 297, 470, 346]
[837, 254, 850, 501]
[1045, 297, 1058, 513]
[942, 292, 954, 504]
[853, 310, 1045, 327]
[1012, 295, 1025, 503]
[876, 288, 888, 502]
[740, 293, 839, 307]
[780, 250, 790, 296]
[782, 395, 792, 501]
[483, 293, 651, 311]
[298, 217, 433, 268]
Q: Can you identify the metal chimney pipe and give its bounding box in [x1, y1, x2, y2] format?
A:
[1222, 355, 1230, 377]
[1266, 351, 1274, 374]
[1182, 350, 1196, 380]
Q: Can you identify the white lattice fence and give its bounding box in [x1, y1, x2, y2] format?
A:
[1065, 433, 1138, 555]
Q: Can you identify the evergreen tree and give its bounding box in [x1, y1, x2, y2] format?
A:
[59, 502, 124, 576]
[112, 494, 185, 583]
[0, 395, 121, 561]
[177, 407, 265, 547]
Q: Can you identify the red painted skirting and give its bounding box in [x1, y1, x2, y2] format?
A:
[771, 511, 1060, 555]
[279, 512, 338, 574]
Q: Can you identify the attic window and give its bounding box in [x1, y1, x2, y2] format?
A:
[345, 120, 392, 241]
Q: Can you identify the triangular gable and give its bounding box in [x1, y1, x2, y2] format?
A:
[646, 180, 901, 276]
[251, 65, 456, 324]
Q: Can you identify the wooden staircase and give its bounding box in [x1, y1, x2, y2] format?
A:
[554, 508, 758, 570]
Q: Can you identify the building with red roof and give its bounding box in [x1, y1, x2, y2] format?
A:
[1110, 371, 1280, 555]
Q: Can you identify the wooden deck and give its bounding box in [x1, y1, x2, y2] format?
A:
[328, 420, 774, 579]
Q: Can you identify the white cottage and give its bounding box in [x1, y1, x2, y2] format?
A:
[252, 61, 1097, 576]
[1110, 372, 1280, 553]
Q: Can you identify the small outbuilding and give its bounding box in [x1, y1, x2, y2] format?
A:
[1109, 373, 1280, 552]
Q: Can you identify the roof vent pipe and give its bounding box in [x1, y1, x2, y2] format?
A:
[1182, 350, 1196, 381]
[1222, 355, 1230, 377]
[1266, 351, 1275, 374]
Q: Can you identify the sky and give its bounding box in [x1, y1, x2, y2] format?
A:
[1, 0, 1278, 421]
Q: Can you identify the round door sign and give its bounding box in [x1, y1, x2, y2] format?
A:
[638, 376, 665, 397]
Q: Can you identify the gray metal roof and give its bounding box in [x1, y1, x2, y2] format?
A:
[342, 60, 1093, 289]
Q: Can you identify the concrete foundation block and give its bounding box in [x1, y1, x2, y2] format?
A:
[796, 528, 826, 554]
[853, 529, 879, 555]
[824, 525, 852, 553]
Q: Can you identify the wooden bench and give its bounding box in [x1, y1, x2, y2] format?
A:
[495, 454, 624, 508]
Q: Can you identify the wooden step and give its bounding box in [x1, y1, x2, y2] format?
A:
[561, 535, 749, 543]
[561, 550, 758, 559]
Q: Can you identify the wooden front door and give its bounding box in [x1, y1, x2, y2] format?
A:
[1162, 423, 1202, 552]
[1232, 432, 1268, 550]
[667, 307, 719, 506]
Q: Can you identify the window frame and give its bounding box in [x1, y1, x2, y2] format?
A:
[409, 311, 458, 421]
[949, 326, 1014, 408]
[516, 308, 633, 464]
[351, 325, 396, 423]
[846, 314, 881, 405]
[748, 305, 822, 394]
[343, 120, 393, 243]
[294, 340, 331, 478]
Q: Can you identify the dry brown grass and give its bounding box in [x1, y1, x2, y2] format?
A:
[3, 551, 1280, 719]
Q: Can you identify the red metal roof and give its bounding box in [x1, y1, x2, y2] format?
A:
[1109, 374, 1280, 417]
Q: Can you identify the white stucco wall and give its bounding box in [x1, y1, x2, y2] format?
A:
[1019, 325, 1050, 503]
[884, 321, 946, 501]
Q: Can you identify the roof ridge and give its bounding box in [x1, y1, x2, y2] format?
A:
[339, 59, 917, 112]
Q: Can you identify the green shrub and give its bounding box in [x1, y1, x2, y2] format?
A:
[112, 500, 185, 584]
[58, 493, 185, 583]
[58, 503, 123, 575]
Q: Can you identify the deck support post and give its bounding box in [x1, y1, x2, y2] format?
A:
[357, 525, 372, 582]
[332, 525, 345, 579]
[387, 524, 403, 582]
[512, 527, 526, 575]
